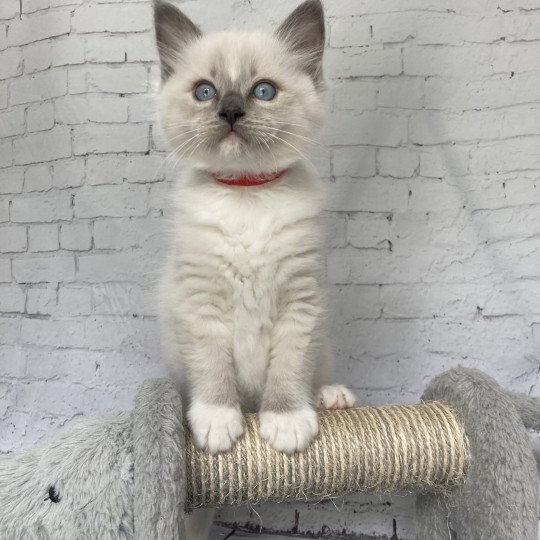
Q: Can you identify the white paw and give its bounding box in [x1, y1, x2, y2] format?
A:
[317, 384, 356, 410]
[188, 401, 243, 454]
[259, 408, 318, 453]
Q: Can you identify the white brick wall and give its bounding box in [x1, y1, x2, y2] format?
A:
[0, 0, 539, 538]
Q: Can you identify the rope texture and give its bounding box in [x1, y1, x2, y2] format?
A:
[185, 402, 470, 509]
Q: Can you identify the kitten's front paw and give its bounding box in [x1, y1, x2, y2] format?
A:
[188, 401, 243, 454]
[259, 408, 318, 453]
[317, 384, 356, 410]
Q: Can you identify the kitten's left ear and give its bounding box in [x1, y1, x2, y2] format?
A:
[154, 0, 202, 81]
[276, 0, 325, 84]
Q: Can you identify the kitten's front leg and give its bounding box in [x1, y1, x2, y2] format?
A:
[259, 290, 321, 453]
[181, 314, 243, 454]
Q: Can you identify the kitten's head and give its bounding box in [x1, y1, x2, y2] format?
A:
[154, 0, 325, 174]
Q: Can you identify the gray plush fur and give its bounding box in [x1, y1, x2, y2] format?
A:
[133, 378, 185, 540]
[0, 378, 185, 540]
[0, 413, 134, 539]
[416, 367, 538, 540]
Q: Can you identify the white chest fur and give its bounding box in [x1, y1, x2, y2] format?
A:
[170, 163, 323, 402]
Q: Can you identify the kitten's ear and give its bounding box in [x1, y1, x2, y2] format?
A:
[276, 0, 325, 83]
[154, 1, 202, 81]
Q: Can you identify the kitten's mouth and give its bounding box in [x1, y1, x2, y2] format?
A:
[222, 129, 243, 145]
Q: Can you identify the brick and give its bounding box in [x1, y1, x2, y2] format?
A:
[329, 285, 381, 320]
[23, 41, 52, 73]
[378, 77, 424, 110]
[77, 251, 150, 283]
[21, 318, 85, 348]
[0, 197, 9, 223]
[325, 177, 409, 212]
[0, 285, 25, 312]
[0, 107, 25, 138]
[329, 17, 371, 47]
[331, 80, 378, 112]
[22, 0, 51, 13]
[10, 70, 67, 105]
[26, 102, 55, 133]
[8, 11, 71, 47]
[57, 285, 92, 315]
[128, 94, 157, 122]
[92, 282, 149, 316]
[0, 258, 10, 282]
[0, 0, 19, 19]
[324, 48, 402, 79]
[13, 126, 71, 165]
[87, 154, 164, 185]
[13, 255, 75, 283]
[332, 147, 376, 178]
[74, 184, 148, 218]
[0, 167, 24, 193]
[86, 65, 148, 94]
[321, 211, 347, 248]
[419, 146, 469, 177]
[11, 191, 72, 222]
[0, 225, 27, 252]
[60, 222, 92, 250]
[424, 73, 540, 111]
[0, 140, 12, 168]
[72, 3, 152, 33]
[347, 213, 393, 249]
[25, 349, 97, 382]
[0, 347, 25, 378]
[85, 35, 126, 63]
[470, 137, 540, 173]
[26, 286, 56, 315]
[328, 112, 407, 147]
[73, 123, 149, 155]
[0, 84, 7, 109]
[51, 36, 85, 67]
[24, 164, 52, 192]
[0, 48, 23, 80]
[378, 148, 418, 178]
[88, 95, 129, 123]
[52, 159, 85, 189]
[0, 317, 21, 345]
[404, 46, 493, 77]
[28, 223, 58, 251]
[125, 33, 158, 63]
[93, 217, 162, 250]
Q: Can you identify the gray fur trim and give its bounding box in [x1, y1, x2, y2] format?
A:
[133, 378, 185, 540]
[416, 366, 538, 540]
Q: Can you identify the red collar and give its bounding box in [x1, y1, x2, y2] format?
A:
[212, 169, 287, 187]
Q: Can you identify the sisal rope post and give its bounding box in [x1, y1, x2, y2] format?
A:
[184, 402, 470, 509]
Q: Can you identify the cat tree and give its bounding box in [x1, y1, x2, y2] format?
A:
[0, 367, 538, 539]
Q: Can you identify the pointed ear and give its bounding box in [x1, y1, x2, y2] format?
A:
[154, 1, 202, 81]
[276, 0, 325, 83]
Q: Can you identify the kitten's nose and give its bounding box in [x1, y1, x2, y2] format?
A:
[219, 92, 245, 128]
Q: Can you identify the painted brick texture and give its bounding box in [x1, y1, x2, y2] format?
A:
[0, 0, 539, 538]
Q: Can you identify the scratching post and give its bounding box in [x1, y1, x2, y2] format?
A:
[185, 402, 470, 508]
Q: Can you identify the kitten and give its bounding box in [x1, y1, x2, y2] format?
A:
[155, 0, 354, 470]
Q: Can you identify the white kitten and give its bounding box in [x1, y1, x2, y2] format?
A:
[154, 0, 354, 462]
[154, 1, 355, 536]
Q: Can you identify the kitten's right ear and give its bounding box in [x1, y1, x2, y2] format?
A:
[154, 1, 202, 81]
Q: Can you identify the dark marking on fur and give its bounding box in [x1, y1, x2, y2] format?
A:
[44, 485, 61, 503]
[154, 1, 202, 81]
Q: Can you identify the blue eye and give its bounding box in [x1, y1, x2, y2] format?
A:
[252, 82, 277, 101]
[194, 82, 216, 101]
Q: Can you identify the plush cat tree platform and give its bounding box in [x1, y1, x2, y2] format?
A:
[0, 367, 537, 539]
